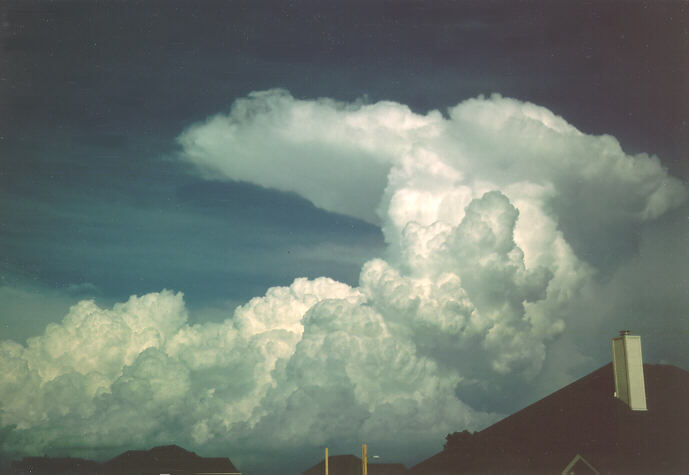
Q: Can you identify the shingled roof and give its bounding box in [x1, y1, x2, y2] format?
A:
[412, 363, 689, 474]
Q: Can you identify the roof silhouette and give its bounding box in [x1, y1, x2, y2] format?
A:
[103, 444, 239, 474]
[302, 454, 408, 475]
[412, 363, 689, 474]
[10, 444, 239, 475]
[7, 456, 100, 474]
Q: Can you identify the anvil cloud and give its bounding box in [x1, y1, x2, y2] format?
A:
[1, 91, 686, 474]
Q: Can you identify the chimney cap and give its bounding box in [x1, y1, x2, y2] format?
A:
[619, 329, 631, 336]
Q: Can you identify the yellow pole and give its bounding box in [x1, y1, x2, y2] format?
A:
[362, 443, 367, 475]
[325, 447, 328, 475]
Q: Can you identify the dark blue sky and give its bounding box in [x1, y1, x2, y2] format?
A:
[2, 2, 686, 333]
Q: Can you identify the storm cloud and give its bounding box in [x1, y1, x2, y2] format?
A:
[1, 91, 687, 474]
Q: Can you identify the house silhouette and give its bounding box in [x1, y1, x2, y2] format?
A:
[10, 444, 240, 475]
[412, 363, 689, 474]
[302, 454, 408, 475]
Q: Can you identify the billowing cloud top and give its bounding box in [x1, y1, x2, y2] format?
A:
[1, 91, 686, 474]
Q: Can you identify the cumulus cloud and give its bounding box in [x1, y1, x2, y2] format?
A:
[2, 91, 687, 474]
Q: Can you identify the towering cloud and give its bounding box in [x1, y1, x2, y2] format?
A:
[1, 91, 686, 474]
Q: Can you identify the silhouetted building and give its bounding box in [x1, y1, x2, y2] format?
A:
[10, 445, 239, 475]
[10, 456, 99, 475]
[412, 363, 689, 474]
[303, 454, 408, 475]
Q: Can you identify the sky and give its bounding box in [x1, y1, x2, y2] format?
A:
[0, 1, 688, 474]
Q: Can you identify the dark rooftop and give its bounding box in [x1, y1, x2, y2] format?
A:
[10, 444, 239, 475]
[412, 363, 689, 474]
[303, 454, 408, 475]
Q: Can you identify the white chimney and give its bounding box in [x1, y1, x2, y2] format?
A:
[611, 330, 647, 411]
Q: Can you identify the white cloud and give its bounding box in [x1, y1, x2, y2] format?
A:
[177, 90, 442, 225]
[2, 91, 687, 474]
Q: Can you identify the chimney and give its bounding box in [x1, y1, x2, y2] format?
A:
[611, 330, 647, 411]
